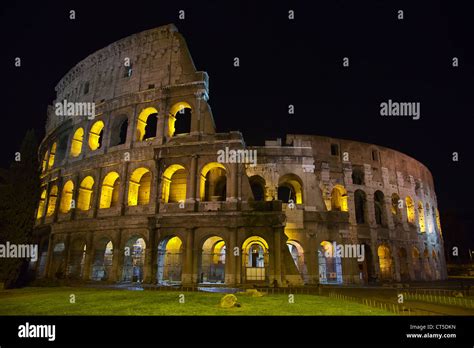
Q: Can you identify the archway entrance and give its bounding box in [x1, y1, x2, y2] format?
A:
[91, 239, 113, 281]
[157, 236, 183, 285]
[199, 236, 226, 283]
[318, 241, 342, 284]
[359, 243, 374, 283]
[242, 236, 269, 282]
[122, 237, 146, 282]
[67, 240, 87, 279]
[287, 241, 307, 282]
[51, 242, 66, 278]
[377, 245, 393, 281]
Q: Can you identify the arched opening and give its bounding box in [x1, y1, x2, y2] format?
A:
[423, 248, 432, 280]
[406, 196, 415, 224]
[374, 190, 386, 226]
[157, 236, 183, 285]
[351, 167, 364, 185]
[91, 239, 113, 281]
[278, 174, 303, 204]
[36, 239, 49, 279]
[99, 172, 120, 209]
[354, 189, 367, 224]
[377, 245, 393, 281]
[162, 164, 187, 203]
[67, 240, 87, 279]
[249, 175, 266, 201]
[359, 243, 375, 283]
[122, 237, 146, 282]
[51, 242, 66, 279]
[287, 240, 307, 282]
[47, 142, 57, 169]
[37, 189, 47, 219]
[56, 134, 68, 163]
[391, 193, 402, 223]
[331, 185, 348, 211]
[398, 247, 410, 281]
[42, 151, 48, 173]
[46, 185, 58, 216]
[318, 241, 343, 284]
[77, 176, 95, 211]
[412, 247, 422, 280]
[242, 236, 269, 282]
[136, 107, 158, 141]
[70, 128, 84, 157]
[128, 168, 151, 206]
[169, 102, 192, 136]
[418, 201, 426, 232]
[199, 236, 226, 284]
[109, 117, 129, 147]
[200, 162, 227, 201]
[88, 120, 105, 151]
[59, 180, 74, 213]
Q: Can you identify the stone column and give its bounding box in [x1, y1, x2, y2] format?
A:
[110, 230, 123, 282]
[82, 232, 94, 280]
[45, 233, 55, 278]
[225, 228, 237, 285]
[228, 163, 238, 202]
[186, 155, 198, 203]
[182, 228, 194, 285]
[63, 233, 72, 276]
[273, 228, 282, 286]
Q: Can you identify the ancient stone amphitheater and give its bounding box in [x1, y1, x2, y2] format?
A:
[32, 24, 447, 287]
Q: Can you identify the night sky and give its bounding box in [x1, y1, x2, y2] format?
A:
[1, 1, 473, 254]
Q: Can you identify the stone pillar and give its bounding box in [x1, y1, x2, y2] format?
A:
[384, 196, 395, 230]
[156, 108, 166, 143]
[366, 193, 376, 227]
[182, 228, 194, 285]
[92, 168, 102, 218]
[235, 229, 242, 285]
[63, 233, 72, 276]
[45, 233, 55, 278]
[186, 155, 198, 203]
[191, 91, 202, 135]
[228, 163, 238, 202]
[273, 228, 282, 286]
[120, 163, 130, 215]
[143, 248, 152, 283]
[346, 190, 356, 225]
[82, 232, 94, 280]
[406, 246, 416, 280]
[225, 229, 237, 285]
[392, 244, 401, 282]
[110, 230, 123, 282]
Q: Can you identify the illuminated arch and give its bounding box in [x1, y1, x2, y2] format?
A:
[162, 164, 187, 203]
[46, 185, 58, 216]
[278, 173, 303, 204]
[42, 152, 48, 173]
[377, 245, 393, 280]
[59, 180, 74, 213]
[70, 128, 84, 157]
[287, 240, 307, 281]
[319, 241, 343, 284]
[48, 142, 57, 169]
[406, 196, 415, 224]
[88, 120, 105, 151]
[391, 193, 401, 222]
[128, 167, 151, 206]
[77, 176, 95, 211]
[122, 236, 146, 282]
[169, 101, 192, 137]
[99, 172, 120, 209]
[418, 201, 426, 232]
[136, 107, 158, 141]
[200, 162, 227, 201]
[242, 236, 269, 281]
[435, 208, 442, 234]
[37, 189, 47, 219]
[330, 185, 348, 211]
[157, 236, 184, 284]
[199, 236, 226, 283]
[91, 239, 113, 281]
[374, 190, 385, 225]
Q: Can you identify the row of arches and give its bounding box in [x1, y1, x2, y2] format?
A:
[41, 103, 193, 173]
[44, 232, 442, 284]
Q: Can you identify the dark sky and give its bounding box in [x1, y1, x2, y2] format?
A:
[1, 1, 473, 243]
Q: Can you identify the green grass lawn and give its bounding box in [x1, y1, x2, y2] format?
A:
[0, 287, 392, 316]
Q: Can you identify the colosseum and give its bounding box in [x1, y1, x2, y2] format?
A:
[32, 24, 447, 287]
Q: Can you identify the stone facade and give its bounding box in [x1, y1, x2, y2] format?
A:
[32, 24, 447, 287]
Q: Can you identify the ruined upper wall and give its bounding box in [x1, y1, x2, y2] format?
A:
[46, 24, 204, 133]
